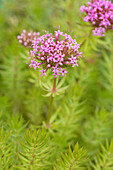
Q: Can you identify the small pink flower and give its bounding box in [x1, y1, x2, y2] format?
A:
[92, 27, 105, 36]
[40, 68, 47, 76]
[60, 68, 68, 76]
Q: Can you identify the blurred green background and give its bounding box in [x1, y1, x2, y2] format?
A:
[0, 0, 113, 122]
[0, 0, 89, 123]
[0, 0, 113, 169]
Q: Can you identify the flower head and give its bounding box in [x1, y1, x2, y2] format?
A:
[26, 29, 84, 78]
[17, 30, 40, 47]
[80, 0, 113, 36]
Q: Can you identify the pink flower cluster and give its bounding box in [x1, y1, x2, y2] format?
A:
[17, 30, 40, 47]
[80, 0, 113, 36]
[28, 29, 83, 78]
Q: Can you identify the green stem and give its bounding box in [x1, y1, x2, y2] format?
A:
[47, 78, 56, 124]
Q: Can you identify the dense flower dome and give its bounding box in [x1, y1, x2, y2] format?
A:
[27, 29, 84, 78]
[80, 0, 113, 36]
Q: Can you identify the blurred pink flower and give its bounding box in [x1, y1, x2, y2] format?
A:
[17, 30, 40, 47]
[80, 0, 113, 36]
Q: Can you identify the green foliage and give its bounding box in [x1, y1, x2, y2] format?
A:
[89, 140, 113, 170]
[80, 110, 113, 155]
[0, 129, 12, 169]
[54, 143, 87, 170]
[16, 129, 51, 169]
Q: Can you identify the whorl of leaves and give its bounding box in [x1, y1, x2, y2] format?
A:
[54, 143, 87, 170]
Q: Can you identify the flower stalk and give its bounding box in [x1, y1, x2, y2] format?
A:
[47, 78, 56, 124]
